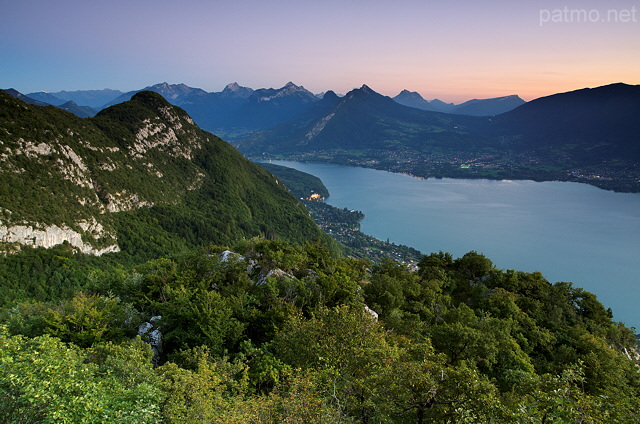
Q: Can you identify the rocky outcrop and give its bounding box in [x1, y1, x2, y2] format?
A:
[364, 305, 379, 320]
[138, 316, 163, 365]
[0, 222, 119, 255]
[103, 191, 154, 213]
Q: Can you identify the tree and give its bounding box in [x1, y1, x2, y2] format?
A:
[0, 326, 162, 423]
[272, 305, 399, 422]
[377, 342, 507, 423]
[42, 292, 137, 347]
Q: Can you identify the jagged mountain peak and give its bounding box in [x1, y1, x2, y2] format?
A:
[283, 81, 306, 90]
[225, 82, 242, 91]
[360, 84, 374, 93]
[345, 84, 386, 101]
[255, 82, 317, 102]
[398, 89, 421, 96]
[143, 82, 207, 100]
[222, 82, 254, 98]
[151, 82, 191, 90]
[148, 82, 177, 93]
[281, 81, 314, 96]
[394, 89, 428, 104]
[401, 89, 424, 98]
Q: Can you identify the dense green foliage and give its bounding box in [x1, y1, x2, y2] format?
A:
[1, 240, 638, 423]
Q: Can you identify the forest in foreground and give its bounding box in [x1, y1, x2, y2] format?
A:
[1, 238, 639, 423]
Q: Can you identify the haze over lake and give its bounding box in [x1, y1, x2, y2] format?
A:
[270, 161, 640, 330]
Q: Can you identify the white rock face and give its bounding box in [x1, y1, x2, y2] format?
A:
[256, 268, 295, 286]
[130, 117, 199, 160]
[138, 316, 163, 365]
[364, 305, 379, 321]
[0, 96, 210, 257]
[103, 191, 154, 213]
[306, 112, 335, 141]
[21, 140, 53, 157]
[0, 223, 119, 255]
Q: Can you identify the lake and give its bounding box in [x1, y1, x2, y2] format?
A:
[268, 160, 640, 330]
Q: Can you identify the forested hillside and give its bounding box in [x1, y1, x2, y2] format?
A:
[1, 239, 638, 423]
[0, 90, 330, 258]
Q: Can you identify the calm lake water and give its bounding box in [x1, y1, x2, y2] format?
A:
[269, 160, 640, 330]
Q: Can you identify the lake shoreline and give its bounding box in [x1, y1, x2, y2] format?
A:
[251, 154, 640, 194]
[266, 160, 640, 330]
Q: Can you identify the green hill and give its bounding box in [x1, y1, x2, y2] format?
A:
[0, 90, 329, 258]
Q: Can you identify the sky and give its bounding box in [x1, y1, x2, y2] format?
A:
[1, 0, 639, 103]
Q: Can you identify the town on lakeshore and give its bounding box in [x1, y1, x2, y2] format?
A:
[263, 150, 640, 193]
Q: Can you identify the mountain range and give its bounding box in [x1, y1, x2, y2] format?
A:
[27, 88, 125, 109]
[16, 82, 526, 139]
[235, 84, 486, 154]
[99, 81, 338, 139]
[2, 83, 639, 424]
[233, 82, 640, 192]
[0, 89, 328, 256]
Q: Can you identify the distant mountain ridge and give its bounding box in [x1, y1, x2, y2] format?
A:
[3, 89, 50, 106]
[103, 82, 209, 108]
[22, 91, 67, 106]
[4, 89, 98, 117]
[393, 90, 525, 115]
[13, 81, 639, 190]
[57, 100, 97, 118]
[19, 82, 527, 139]
[27, 88, 124, 108]
[393, 90, 454, 113]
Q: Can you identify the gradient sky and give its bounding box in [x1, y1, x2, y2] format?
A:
[1, 0, 639, 103]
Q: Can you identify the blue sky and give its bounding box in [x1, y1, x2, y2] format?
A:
[1, 0, 639, 102]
